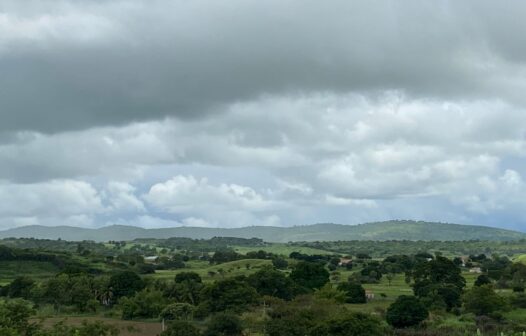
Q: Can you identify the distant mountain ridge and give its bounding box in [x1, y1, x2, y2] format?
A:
[0, 220, 524, 243]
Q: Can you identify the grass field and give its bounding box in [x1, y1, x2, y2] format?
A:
[0, 260, 60, 285]
[35, 317, 162, 336]
[149, 259, 273, 282]
[504, 308, 526, 324]
[233, 244, 334, 256]
[327, 270, 487, 312]
[515, 254, 526, 264]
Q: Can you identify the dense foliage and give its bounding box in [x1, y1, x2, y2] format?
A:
[2, 235, 526, 335]
[386, 295, 429, 328]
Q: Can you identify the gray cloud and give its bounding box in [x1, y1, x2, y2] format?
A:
[2, 1, 526, 231]
[2, 1, 526, 133]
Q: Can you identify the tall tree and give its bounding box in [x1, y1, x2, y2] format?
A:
[290, 262, 330, 290]
[412, 256, 466, 310]
[109, 271, 145, 300]
[386, 296, 429, 328]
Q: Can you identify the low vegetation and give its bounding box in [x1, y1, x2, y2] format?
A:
[1, 235, 526, 335]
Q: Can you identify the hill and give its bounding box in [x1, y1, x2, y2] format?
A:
[0, 220, 524, 243]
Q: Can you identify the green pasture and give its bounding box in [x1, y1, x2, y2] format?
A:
[515, 254, 526, 264]
[0, 260, 60, 285]
[232, 244, 334, 256]
[149, 259, 273, 282]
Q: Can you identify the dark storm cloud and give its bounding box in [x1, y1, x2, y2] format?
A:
[1, 0, 526, 133]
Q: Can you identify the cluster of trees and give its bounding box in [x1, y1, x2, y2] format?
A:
[121, 261, 331, 322]
[299, 240, 526, 258]
[263, 296, 384, 336]
[4, 237, 526, 335]
[412, 256, 466, 311]
[0, 238, 109, 255]
[208, 248, 279, 265]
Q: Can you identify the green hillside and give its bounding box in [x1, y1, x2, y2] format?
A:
[0, 260, 60, 285]
[1, 220, 524, 242]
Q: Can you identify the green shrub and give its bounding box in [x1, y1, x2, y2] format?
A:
[386, 295, 429, 328]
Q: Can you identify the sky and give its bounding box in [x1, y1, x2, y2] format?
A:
[1, 1, 526, 231]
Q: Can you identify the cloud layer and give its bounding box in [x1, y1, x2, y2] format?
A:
[1, 1, 526, 231]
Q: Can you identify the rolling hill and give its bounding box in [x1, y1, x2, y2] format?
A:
[0, 220, 524, 243]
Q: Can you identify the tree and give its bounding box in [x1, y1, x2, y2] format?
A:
[0, 300, 37, 335]
[272, 257, 288, 270]
[70, 275, 95, 312]
[247, 266, 296, 300]
[169, 272, 204, 305]
[337, 282, 366, 304]
[386, 296, 429, 328]
[412, 256, 466, 310]
[120, 289, 167, 320]
[264, 296, 341, 336]
[200, 278, 259, 313]
[309, 312, 384, 336]
[290, 262, 329, 290]
[453, 257, 463, 267]
[360, 262, 382, 283]
[175, 272, 202, 284]
[161, 320, 201, 336]
[109, 271, 145, 300]
[386, 273, 395, 286]
[474, 274, 492, 287]
[314, 283, 346, 303]
[356, 253, 371, 260]
[462, 285, 507, 316]
[210, 250, 239, 264]
[511, 293, 526, 309]
[4, 276, 35, 299]
[413, 256, 465, 289]
[204, 312, 243, 336]
[266, 318, 311, 336]
[160, 303, 195, 322]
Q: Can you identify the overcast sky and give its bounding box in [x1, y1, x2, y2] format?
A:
[1, 1, 526, 231]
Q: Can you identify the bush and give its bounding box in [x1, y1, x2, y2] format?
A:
[200, 278, 259, 313]
[204, 312, 243, 336]
[161, 320, 201, 336]
[160, 303, 195, 321]
[272, 258, 288, 270]
[247, 266, 296, 300]
[290, 262, 330, 290]
[474, 274, 491, 287]
[462, 285, 507, 316]
[119, 289, 167, 320]
[510, 293, 526, 308]
[337, 282, 366, 304]
[386, 295, 429, 328]
[309, 312, 384, 336]
[109, 271, 145, 299]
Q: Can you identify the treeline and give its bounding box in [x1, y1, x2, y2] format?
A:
[297, 239, 526, 257]
[0, 238, 110, 255]
[0, 245, 102, 275]
[133, 236, 265, 252]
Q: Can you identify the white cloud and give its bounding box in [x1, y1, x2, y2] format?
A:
[2, 1, 526, 231]
[325, 195, 378, 208]
[1, 93, 526, 230]
[144, 175, 274, 213]
[0, 180, 103, 218]
[103, 181, 145, 213]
